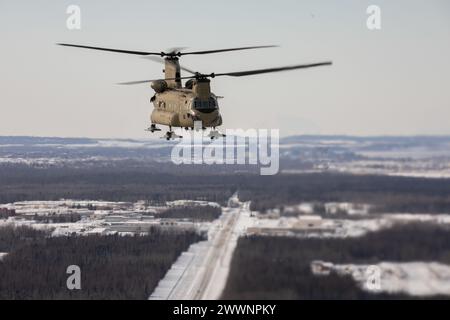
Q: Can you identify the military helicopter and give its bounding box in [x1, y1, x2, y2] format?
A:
[58, 43, 332, 140]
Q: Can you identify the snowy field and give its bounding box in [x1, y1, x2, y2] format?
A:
[311, 261, 450, 297]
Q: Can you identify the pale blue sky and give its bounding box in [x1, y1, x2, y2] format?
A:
[1, 0, 449, 138]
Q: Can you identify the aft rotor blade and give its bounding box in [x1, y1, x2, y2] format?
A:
[57, 43, 161, 56]
[118, 80, 154, 85]
[142, 55, 198, 75]
[180, 45, 278, 56]
[214, 61, 332, 77]
[118, 61, 333, 84]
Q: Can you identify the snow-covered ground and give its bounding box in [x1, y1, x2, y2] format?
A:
[275, 202, 371, 216]
[0, 199, 218, 237]
[245, 200, 450, 238]
[326, 160, 450, 179]
[150, 200, 450, 299]
[166, 200, 221, 208]
[246, 210, 450, 239]
[4, 196, 450, 299]
[150, 200, 253, 300]
[311, 261, 450, 297]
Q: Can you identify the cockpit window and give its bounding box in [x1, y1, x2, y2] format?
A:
[193, 97, 217, 113]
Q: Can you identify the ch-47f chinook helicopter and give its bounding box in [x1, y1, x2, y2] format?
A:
[58, 43, 332, 140]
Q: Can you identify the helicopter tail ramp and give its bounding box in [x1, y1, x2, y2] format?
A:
[149, 198, 251, 300]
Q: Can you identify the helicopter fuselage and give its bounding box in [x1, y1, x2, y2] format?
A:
[151, 88, 222, 129]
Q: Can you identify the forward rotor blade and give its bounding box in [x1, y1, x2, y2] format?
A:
[118, 75, 196, 85]
[214, 61, 332, 77]
[58, 43, 277, 57]
[57, 43, 161, 56]
[180, 45, 278, 56]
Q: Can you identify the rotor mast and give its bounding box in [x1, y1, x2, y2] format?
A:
[164, 57, 182, 89]
[163, 56, 211, 96]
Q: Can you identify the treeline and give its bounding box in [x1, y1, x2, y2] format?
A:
[237, 173, 450, 213]
[2, 164, 450, 214]
[160, 205, 222, 221]
[222, 223, 450, 300]
[0, 225, 49, 252]
[0, 212, 15, 219]
[0, 226, 203, 299]
[0, 164, 235, 205]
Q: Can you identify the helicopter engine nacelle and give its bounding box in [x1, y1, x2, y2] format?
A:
[151, 80, 168, 93]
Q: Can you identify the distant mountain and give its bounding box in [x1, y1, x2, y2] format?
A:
[1, 135, 450, 178]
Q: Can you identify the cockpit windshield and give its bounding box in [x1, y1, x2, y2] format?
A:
[192, 97, 217, 113]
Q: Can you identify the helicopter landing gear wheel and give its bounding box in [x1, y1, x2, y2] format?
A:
[146, 124, 161, 133]
[161, 131, 182, 140]
[208, 128, 226, 140]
